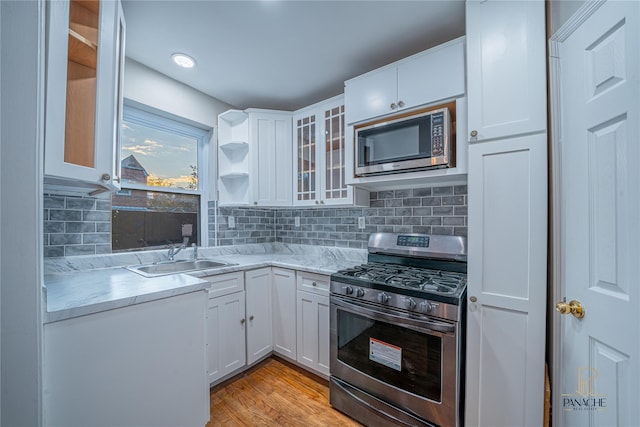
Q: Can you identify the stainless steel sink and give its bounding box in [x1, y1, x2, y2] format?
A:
[126, 259, 235, 277]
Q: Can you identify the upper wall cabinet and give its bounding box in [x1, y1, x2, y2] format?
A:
[248, 109, 293, 207]
[293, 95, 368, 207]
[345, 37, 465, 125]
[217, 109, 292, 207]
[466, 0, 546, 142]
[44, 0, 125, 196]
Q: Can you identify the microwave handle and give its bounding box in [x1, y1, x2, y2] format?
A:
[331, 295, 455, 335]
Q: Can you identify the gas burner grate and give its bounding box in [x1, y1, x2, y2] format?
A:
[336, 262, 466, 296]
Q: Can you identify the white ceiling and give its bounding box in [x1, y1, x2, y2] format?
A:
[121, 1, 465, 111]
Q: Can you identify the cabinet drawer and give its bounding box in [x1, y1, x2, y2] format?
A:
[296, 271, 329, 295]
[205, 272, 244, 299]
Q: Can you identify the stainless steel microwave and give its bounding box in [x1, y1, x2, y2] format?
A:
[354, 107, 453, 176]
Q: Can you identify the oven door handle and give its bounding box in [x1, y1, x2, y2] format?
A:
[332, 296, 455, 334]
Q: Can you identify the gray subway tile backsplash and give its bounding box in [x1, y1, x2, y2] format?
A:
[44, 194, 112, 257]
[44, 184, 467, 257]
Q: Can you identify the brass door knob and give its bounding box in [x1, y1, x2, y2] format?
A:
[555, 300, 585, 318]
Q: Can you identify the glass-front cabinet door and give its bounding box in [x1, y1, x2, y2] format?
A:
[324, 104, 348, 201]
[295, 113, 317, 204]
[294, 95, 351, 206]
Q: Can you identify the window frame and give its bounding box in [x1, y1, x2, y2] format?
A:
[115, 101, 213, 249]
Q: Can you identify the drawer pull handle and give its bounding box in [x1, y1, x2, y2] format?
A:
[240, 318, 246, 324]
[312, 281, 317, 286]
[249, 315, 254, 321]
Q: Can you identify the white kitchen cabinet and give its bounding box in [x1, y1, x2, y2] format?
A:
[465, 1, 547, 422]
[272, 267, 297, 360]
[296, 272, 330, 377]
[345, 37, 465, 125]
[207, 291, 246, 384]
[465, 0, 546, 142]
[44, 0, 125, 196]
[245, 268, 273, 365]
[218, 109, 292, 206]
[466, 135, 547, 427]
[205, 272, 246, 384]
[249, 109, 293, 206]
[43, 291, 208, 427]
[293, 95, 368, 207]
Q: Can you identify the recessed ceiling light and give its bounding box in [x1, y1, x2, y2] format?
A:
[172, 53, 196, 69]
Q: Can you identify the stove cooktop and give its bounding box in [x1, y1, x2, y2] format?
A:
[332, 262, 467, 305]
[337, 262, 465, 294]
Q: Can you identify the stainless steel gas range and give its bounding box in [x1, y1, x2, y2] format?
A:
[329, 233, 467, 427]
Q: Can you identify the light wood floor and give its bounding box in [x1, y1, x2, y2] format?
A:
[206, 357, 363, 426]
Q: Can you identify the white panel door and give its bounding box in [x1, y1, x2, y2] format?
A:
[272, 268, 297, 360]
[296, 290, 330, 376]
[466, 0, 546, 142]
[207, 291, 246, 384]
[466, 134, 547, 426]
[254, 117, 274, 206]
[554, 1, 639, 425]
[344, 66, 397, 124]
[398, 38, 465, 110]
[245, 268, 273, 365]
[273, 117, 293, 205]
[250, 111, 292, 207]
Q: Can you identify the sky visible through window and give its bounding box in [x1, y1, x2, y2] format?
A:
[121, 120, 198, 189]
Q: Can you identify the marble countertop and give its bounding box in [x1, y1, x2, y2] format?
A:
[44, 243, 367, 323]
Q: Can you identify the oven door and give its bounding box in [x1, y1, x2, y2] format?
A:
[330, 294, 460, 427]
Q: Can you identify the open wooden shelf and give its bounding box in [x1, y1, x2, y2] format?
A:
[72, 0, 99, 15]
[68, 29, 97, 69]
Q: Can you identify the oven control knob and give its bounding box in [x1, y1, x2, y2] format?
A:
[356, 288, 365, 297]
[406, 298, 417, 309]
[377, 292, 390, 304]
[345, 285, 354, 295]
[419, 301, 433, 313]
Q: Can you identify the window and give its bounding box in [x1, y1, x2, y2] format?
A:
[112, 104, 211, 251]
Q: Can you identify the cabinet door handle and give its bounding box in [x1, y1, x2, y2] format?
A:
[390, 103, 397, 110]
[101, 173, 111, 181]
[312, 281, 317, 287]
[397, 100, 405, 108]
[249, 315, 254, 321]
[470, 130, 478, 138]
[240, 318, 246, 324]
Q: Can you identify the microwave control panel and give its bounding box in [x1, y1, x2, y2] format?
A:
[431, 112, 445, 156]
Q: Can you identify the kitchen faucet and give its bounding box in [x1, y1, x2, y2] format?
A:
[167, 237, 189, 261]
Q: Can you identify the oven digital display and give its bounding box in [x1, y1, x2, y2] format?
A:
[397, 235, 430, 248]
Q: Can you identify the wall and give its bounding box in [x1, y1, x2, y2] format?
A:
[1, 1, 43, 424]
[42, 59, 235, 257]
[43, 194, 112, 257]
[214, 184, 468, 249]
[123, 58, 234, 129]
[48, 183, 468, 256]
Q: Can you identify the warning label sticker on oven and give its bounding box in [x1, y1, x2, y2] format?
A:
[369, 338, 402, 371]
